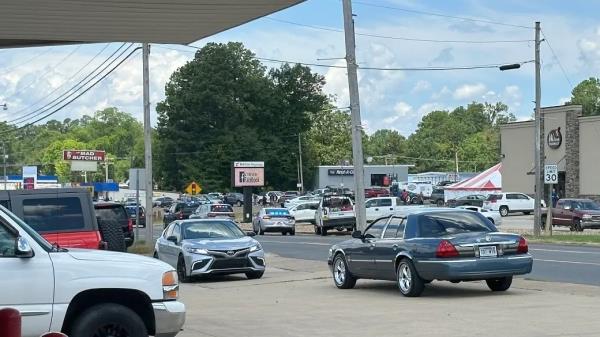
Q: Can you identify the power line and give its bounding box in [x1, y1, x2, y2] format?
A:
[8, 43, 112, 120]
[351, 1, 533, 30]
[266, 17, 533, 44]
[6, 43, 132, 125]
[174, 44, 534, 72]
[0, 47, 53, 77]
[0, 46, 141, 134]
[541, 29, 574, 90]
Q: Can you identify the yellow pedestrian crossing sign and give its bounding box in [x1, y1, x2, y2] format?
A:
[185, 181, 201, 195]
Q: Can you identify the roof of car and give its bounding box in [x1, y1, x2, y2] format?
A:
[392, 207, 471, 217]
[560, 198, 595, 202]
[94, 201, 124, 208]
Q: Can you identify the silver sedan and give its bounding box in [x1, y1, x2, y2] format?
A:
[154, 219, 265, 282]
[252, 208, 296, 235]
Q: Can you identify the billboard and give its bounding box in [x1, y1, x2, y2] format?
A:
[22, 166, 37, 190]
[63, 150, 106, 161]
[232, 161, 265, 187]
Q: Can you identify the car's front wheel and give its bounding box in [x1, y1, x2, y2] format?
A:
[499, 206, 509, 217]
[396, 259, 424, 297]
[486, 276, 512, 291]
[575, 218, 584, 232]
[177, 255, 191, 283]
[314, 226, 321, 235]
[70, 303, 147, 337]
[332, 254, 356, 289]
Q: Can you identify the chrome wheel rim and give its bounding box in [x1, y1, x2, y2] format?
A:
[333, 258, 346, 285]
[398, 263, 412, 293]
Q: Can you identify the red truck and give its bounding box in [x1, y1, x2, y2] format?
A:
[541, 198, 600, 232]
[364, 187, 390, 198]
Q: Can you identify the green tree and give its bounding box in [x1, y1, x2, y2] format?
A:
[568, 77, 600, 116]
[364, 129, 406, 164]
[305, 109, 352, 166]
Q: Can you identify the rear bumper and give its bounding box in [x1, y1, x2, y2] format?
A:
[153, 300, 186, 337]
[415, 254, 532, 281]
[322, 217, 356, 229]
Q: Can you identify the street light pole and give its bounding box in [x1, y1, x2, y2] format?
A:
[142, 42, 154, 245]
[533, 21, 542, 237]
[342, 0, 367, 231]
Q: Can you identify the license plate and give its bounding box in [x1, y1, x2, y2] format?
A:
[479, 246, 497, 258]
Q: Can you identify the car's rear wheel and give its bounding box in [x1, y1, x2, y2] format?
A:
[177, 255, 191, 283]
[332, 254, 356, 289]
[499, 206, 509, 217]
[396, 259, 424, 297]
[486, 276, 512, 291]
[97, 219, 126, 252]
[70, 303, 147, 337]
[246, 270, 264, 279]
[436, 199, 444, 207]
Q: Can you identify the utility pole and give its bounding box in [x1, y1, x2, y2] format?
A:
[454, 150, 459, 180]
[298, 133, 304, 194]
[342, 0, 367, 231]
[105, 157, 109, 182]
[533, 22, 542, 237]
[142, 42, 154, 245]
[2, 143, 6, 190]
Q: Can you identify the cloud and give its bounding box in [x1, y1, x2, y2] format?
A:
[431, 86, 451, 99]
[430, 47, 454, 64]
[411, 80, 431, 93]
[453, 83, 486, 100]
[417, 102, 447, 117]
[382, 101, 412, 125]
[448, 21, 495, 33]
[558, 96, 570, 105]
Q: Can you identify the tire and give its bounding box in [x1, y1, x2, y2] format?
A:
[281, 231, 287, 236]
[486, 276, 513, 292]
[237, 201, 243, 207]
[290, 230, 295, 236]
[499, 206, 509, 217]
[523, 211, 531, 215]
[177, 255, 191, 283]
[70, 303, 147, 337]
[314, 226, 321, 235]
[575, 219, 583, 232]
[541, 215, 547, 230]
[153, 251, 158, 259]
[97, 219, 126, 252]
[396, 259, 424, 297]
[258, 225, 264, 235]
[320, 228, 328, 236]
[246, 270, 264, 279]
[436, 199, 444, 207]
[332, 254, 356, 289]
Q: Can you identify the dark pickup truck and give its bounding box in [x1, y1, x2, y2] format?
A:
[542, 198, 600, 231]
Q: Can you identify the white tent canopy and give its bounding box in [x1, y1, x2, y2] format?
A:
[444, 163, 502, 201]
[0, 0, 303, 48]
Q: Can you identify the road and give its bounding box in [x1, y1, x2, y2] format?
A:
[256, 233, 600, 286]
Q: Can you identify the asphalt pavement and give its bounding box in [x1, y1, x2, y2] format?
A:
[255, 233, 600, 286]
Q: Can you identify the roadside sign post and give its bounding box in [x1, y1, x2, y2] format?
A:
[185, 181, 201, 195]
[232, 161, 265, 223]
[544, 164, 558, 236]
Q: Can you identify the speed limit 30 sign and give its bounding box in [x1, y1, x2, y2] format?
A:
[544, 164, 558, 184]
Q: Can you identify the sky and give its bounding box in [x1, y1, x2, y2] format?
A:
[1, 0, 600, 137]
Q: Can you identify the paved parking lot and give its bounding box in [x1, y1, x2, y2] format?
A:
[178, 254, 600, 337]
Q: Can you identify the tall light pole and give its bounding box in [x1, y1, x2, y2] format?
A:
[298, 133, 304, 194]
[142, 42, 154, 245]
[342, 0, 367, 231]
[533, 22, 542, 236]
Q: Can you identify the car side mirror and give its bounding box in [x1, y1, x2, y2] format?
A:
[15, 237, 34, 258]
[167, 235, 178, 244]
[246, 231, 256, 237]
[351, 230, 363, 240]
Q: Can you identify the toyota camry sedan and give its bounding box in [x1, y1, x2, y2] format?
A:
[155, 219, 265, 282]
[328, 208, 532, 297]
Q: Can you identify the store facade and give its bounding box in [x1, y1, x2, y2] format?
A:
[500, 104, 600, 202]
[314, 165, 411, 190]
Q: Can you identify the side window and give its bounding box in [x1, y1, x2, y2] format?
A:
[364, 218, 388, 239]
[365, 199, 376, 208]
[556, 200, 564, 208]
[164, 223, 175, 238]
[296, 204, 306, 211]
[22, 197, 85, 232]
[383, 217, 404, 239]
[379, 199, 392, 207]
[519, 194, 530, 200]
[0, 224, 16, 257]
[310, 203, 319, 210]
[173, 224, 181, 242]
[506, 194, 518, 200]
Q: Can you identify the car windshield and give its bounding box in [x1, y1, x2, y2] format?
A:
[572, 201, 600, 210]
[266, 209, 290, 216]
[418, 212, 494, 237]
[182, 221, 245, 240]
[486, 194, 502, 201]
[96, 205, 129, 221]
[211, 205, 233, 213]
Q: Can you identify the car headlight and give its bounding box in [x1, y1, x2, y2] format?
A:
[162, 271, 179, 300]
[185, 247, 209, 255]
[583, 214, 593, 220]
[250, 243, 262, 252]
[328, 248, 334, 257]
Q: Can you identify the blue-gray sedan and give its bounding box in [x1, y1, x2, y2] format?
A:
[155, 219, 265, 282]
[327, 209, 532, 296]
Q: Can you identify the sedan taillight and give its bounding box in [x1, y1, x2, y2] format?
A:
[436, 240, 459, 258]
[517, 237, 528, 254]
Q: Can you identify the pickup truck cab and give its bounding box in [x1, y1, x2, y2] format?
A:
[366, 197, 425, 222]
[542, 198, 600, 231]
[0, 205, 185, 337]
[315, 195, 355, 236]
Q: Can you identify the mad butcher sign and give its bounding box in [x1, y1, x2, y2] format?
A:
[63, 150, 106, 161]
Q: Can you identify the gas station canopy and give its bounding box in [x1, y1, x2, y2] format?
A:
[0, 0, 303, 48]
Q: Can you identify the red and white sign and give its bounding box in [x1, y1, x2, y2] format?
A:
[63, 150, 106, 161]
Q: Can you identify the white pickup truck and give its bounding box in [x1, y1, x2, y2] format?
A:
[0, 206, 185, 337]
[365, 197, 425, 222]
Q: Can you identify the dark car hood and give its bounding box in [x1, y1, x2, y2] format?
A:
[182, 236, 256, 250]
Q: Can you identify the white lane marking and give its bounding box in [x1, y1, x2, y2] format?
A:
[531, 248, 600, 255]
[259, 240, 332, 246]
[535, 259, 600, 267]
